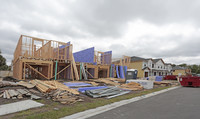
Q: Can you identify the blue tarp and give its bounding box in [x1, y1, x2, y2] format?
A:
[155, 76, 163, 81]
[78, 86, 108, 93]
[124, 66, 127, 78]
[63, 82, 92, 87]
[119, 66, 125, 79]
[116, 66, 120, 78]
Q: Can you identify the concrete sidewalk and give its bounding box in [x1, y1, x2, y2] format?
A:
[0, 100, 44, 116]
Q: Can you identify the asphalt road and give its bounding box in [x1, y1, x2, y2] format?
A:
[87, 87, 200, 119]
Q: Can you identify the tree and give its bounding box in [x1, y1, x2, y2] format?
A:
[0, 50, 8, 70]
[179, 63, 187, 67]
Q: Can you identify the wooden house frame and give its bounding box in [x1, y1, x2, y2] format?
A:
[13, 35, 79, 80]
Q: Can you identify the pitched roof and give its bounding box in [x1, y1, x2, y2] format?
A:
[131, 56, 148, 62]
[152, 58, 165, 64]
[172, 66, 186, 70]
[152, 58, 161, 63]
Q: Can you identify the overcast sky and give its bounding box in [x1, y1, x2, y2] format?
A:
[1, 0, 200, 65]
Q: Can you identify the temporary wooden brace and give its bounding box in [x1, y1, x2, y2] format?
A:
[51, 64, 70, 78]
[85, 70, 94, 79]
[71, 62, 74, 81]
[26, 64, 49, 79]
[72, 55, 79, 80]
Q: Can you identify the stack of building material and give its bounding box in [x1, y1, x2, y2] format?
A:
[0, 81, 18, 87]
[105, 78, 126, 83]
[30, 80, 56, 93]
[44, 81, 80, 95]
[120, 82, 143, 91]
[63, 82, 107, 93]
[154, 81, 171, 86]
[0, 89, 41, 100]
[92, 79, 120, 86]
[85, 86, 128, 98]
[48, 89, 83, 104]
[126, 80, 154, 89]
[17, 81, 35, 88]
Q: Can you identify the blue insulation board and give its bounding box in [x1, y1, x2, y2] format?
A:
[116, 66, 120, 78]
[155, 76, 163, 81]
[119, 66, 125, 79]
[73, 47, 95, 63]
[102, 51, 112, 65]
[63, 82, 92, 87]
[78, 86, 108, 93]
[124, 66, 127, 78]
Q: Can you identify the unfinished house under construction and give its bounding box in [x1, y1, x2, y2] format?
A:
[112, 56, 131, 79]
[73, 47, 112, 79]
[13, 35, 79, 80]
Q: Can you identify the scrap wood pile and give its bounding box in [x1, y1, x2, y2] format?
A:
[120, 82, 143, 91]
[0, 88, 41, 100]
[48, 89, 83, 104]
[154, 81, 172, 86]
[91, 78, 120, 86]
[0, 81, 18, 87]
[30, 80, 82, 104]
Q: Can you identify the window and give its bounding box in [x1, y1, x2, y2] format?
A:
[161, 66, 162, 69]
[154, 72, 156, 76]
[152, 64, 154, 68]
[158, 66, 159, 68]
[144, 64, 146, 67]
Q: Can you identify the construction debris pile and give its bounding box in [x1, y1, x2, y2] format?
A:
[120, 82, 143, 91]
[85, 86, 130, 98]
[0, 88, 41, 100]
[29, 80, 82, 104]
[63, 78, 144, 99]
[0, 79, 83, 104]
[48, 89, 83, 104]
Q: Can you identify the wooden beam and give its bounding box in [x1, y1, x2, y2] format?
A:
[72, 55, 79, 80]
[51, 64, 70, 78]
[85, 70, 94, 79]
[71, 63, 74, 81]
[26, 64, 49, 79]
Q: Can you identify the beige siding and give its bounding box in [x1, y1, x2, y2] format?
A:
[129, 61, 144, 78]
[172, 70, 186, 76]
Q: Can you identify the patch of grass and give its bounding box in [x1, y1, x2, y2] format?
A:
[13, 86, 171, 119]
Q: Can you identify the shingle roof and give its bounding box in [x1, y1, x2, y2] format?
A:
[172, 66, 186, 70]
[131, 56, 146, 62]
[152, 58, 161, 63]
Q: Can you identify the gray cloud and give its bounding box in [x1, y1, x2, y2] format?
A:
[1, 0, 200, 65]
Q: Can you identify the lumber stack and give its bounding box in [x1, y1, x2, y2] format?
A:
[17, 81, 35, 88]
[92, 79, 120, 86]
[48, 89, 83, 104]
[30, 80, 57, 93]
[120, 82, 143, 91]
[154, 81, 171, 86]
[43, 81, 80, 95]
[105, 78, 126, 83]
